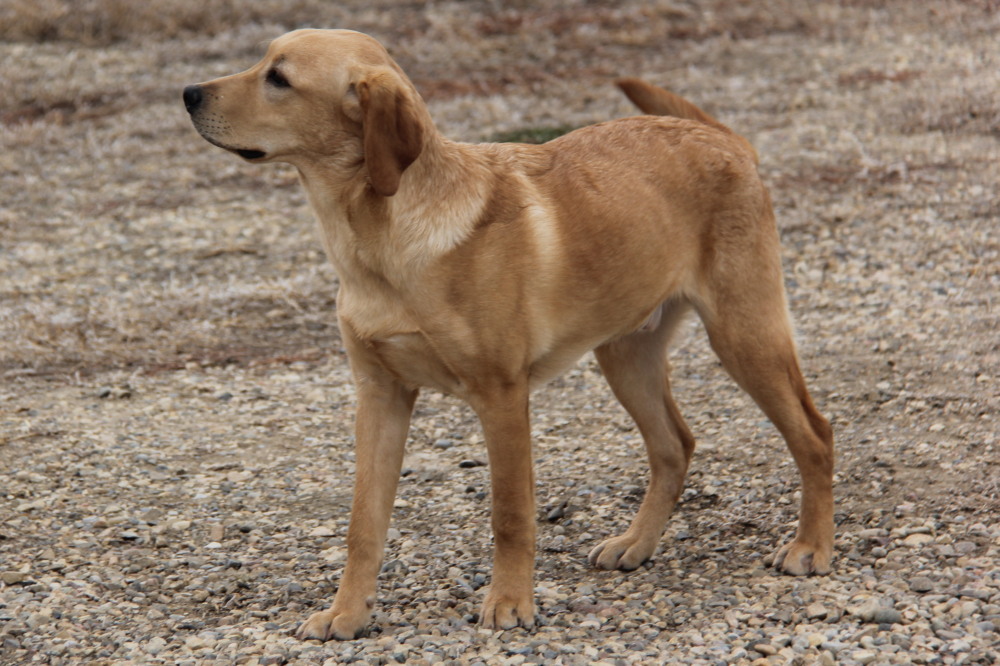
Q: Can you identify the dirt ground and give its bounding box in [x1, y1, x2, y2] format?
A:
[1, 1, 998, 665]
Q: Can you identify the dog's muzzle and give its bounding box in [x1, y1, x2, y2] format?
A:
[183, 85, 267, 161]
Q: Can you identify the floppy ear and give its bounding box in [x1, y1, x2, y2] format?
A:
[357, 72, 425, 197]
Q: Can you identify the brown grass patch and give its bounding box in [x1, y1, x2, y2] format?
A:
[0, 0, 334, 45]
[0, 91, 129, 126]
[1, 0, 821, 47]
[837, 68, 922, 89]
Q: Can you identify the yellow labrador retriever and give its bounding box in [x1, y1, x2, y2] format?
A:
[184, 29, 833, 640]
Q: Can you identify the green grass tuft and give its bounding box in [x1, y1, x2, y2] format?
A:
[489, 126, 576, 144]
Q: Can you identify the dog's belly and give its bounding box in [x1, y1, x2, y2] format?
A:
[367, 299, 670, 397]
[370, 331, 595, 398]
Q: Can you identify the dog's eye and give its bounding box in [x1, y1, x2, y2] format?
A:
[267, 67, 291, 89]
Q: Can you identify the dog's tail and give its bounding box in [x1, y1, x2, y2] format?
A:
[616, 77, 758, 163]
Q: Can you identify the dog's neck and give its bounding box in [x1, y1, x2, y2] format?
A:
[296, 131, 490, 285]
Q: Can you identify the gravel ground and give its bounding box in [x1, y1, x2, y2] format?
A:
[2, 1, 999, 665]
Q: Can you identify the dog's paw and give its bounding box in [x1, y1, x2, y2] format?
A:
[296, 607, 371, 642]
[771, 539, 832, 576]
[480, 587, 536, 631]
[588, 535, 654, 571]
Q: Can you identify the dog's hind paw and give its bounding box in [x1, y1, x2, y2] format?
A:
[588, 534, 655, 571]
[771, 540, 832, 576]
[296, 607, 371, 642]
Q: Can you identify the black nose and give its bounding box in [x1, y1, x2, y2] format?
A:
[183, 85, 203, 114]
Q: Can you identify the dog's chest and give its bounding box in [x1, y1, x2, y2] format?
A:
[367, 332, 463, 394]
[336, 282, 464, 394]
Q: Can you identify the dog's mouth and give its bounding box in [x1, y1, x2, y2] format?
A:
[234, 148, 267, 160]
[198, 132, 267, 161]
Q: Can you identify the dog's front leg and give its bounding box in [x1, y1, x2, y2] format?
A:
[297, 372, 417, 641]
[470, 382, 537, 630]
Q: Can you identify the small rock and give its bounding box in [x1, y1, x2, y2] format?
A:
[910, 576, 935, 592]
[871, 608, 902, 624]
[145, 636, 167, 655]
[902, 533, 934, 547]
[753, 643, 777, 656]
[806, 602, 829, 619]
[954, 540, 978, 554]
[958, 588, 992, 601]
[851, 649, 877, 664]
[951, 600, 979, 618]
[184, 635, 206, 650]
[972, 620, 996, 634]
[546, 502, 569, 522]
[0, 571, 28, 585]
[309, 525, 335, 538]
[141, 508, 164, 524]
[259, 656, 286, 666]
[25, 611, 51, 629]
[850, 598, 890, 622]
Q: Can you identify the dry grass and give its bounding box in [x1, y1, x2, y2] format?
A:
[0, 0, 824, 47]
[0, 0, 332, 45]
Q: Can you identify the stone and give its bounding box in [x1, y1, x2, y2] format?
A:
[145, 636, 167, 655]
[0, 572, 28, 585]
[871, 608, 902, 625]
[752, 644, 777, 656]
[806, 602, 829, 619]
[903, 533, 935, 547]
[851, 649, 877, 664]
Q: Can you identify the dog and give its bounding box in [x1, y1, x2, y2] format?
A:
[184, 29, 834, 640]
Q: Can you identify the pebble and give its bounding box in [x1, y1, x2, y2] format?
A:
[805, 602, 829, 619]
[0, 572, 28, 585]
[871, 608, 903, 625]
[145, 636, 167, 655]
[851, 649, 877, 664]
[902, 533, 935, 547]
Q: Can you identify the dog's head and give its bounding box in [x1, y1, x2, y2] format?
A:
[183, 29, 426, 196]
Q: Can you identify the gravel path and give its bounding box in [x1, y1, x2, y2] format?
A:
[2, 2, 998, 664]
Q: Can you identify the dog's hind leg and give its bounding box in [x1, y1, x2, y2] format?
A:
[694, 220, 835, 575]
[588, 300, 696, 571]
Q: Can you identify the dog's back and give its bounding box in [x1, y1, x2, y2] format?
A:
[616, 77, 758, 164]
